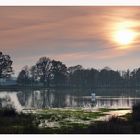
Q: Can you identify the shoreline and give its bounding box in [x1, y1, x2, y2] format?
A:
[1, 86, 140, 91]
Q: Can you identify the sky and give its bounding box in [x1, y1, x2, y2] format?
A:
[1, 7, 140, 75]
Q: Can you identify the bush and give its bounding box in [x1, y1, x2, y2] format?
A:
[108, 116, 126, 124]
[87, 116, 131, 134]
[0, 107, 17, 117]
[132, 103, 140, 121]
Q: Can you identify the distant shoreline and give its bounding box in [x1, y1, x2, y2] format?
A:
[1, 85, 140, 91]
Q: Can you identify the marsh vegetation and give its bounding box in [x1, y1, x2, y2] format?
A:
[0, 106, 132, 134]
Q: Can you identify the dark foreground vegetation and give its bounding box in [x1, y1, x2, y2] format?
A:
[1, 104, 140, 134]
[0, 107, 40, 134]
[87, 103, 140, 134]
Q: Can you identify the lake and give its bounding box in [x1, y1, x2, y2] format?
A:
[0, 88, 140, 111]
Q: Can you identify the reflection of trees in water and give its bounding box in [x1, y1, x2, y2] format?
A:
[95, 98, 133, 108]
[16, 89, 85, 109]
[65, 95, 77, 107]
[16, 89, 140, 109]
[17, 92, 28, 106]
[17, 89, 56, 109]
[1, 88, 140, 110]
[95, 88, 140, 96]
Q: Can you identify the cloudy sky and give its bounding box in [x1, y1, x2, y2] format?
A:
[1, 7, 140, 75]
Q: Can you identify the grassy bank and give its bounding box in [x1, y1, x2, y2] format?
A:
[0, 107, 133, 134]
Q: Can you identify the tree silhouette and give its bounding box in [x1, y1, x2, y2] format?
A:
[17, 66, 30, 85]
[16, 56, 140, 89]
[0, 52, 13, 78]
[36, 57, 52, 86]
[51, 60, 67, 87]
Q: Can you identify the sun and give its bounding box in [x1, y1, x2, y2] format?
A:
[112, 21, 137, 48]
[114, 29, 135, 45]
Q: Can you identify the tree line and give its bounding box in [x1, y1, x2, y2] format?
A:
[1, 51, 140, 88]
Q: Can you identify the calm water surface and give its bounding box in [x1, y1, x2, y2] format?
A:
[0, 89, 140, 111]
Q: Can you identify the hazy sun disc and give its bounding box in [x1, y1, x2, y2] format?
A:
[114, 29, 136, 45]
